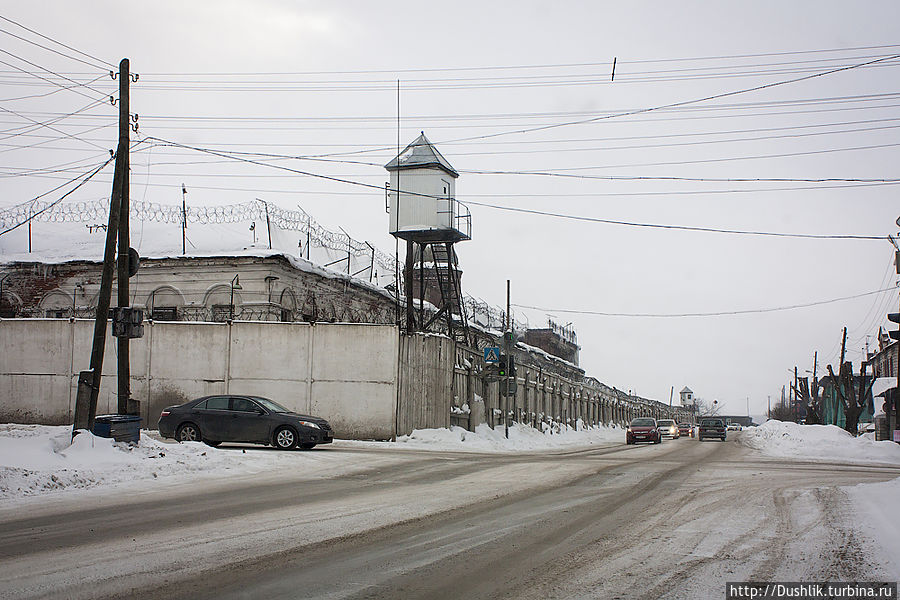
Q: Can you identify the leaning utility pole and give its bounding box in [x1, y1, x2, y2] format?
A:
[71, 59, 134, 436]
[116, 58, 132, 416]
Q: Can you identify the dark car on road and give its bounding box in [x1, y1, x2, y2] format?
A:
[626, 417, 661, 444]
[698, 418, 726, 442]
[158, 395, 333, 450]
[677, 422, 694, 438]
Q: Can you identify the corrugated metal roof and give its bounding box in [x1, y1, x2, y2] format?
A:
[385, 132, 458, 177]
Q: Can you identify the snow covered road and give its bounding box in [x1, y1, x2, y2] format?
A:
[1, 429, 898, 599]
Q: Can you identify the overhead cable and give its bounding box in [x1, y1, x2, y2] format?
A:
[512, 286, 899, 318]
[0, 15, 115, 69]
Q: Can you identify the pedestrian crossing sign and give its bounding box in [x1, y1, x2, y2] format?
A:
[484, 347, 501, 363]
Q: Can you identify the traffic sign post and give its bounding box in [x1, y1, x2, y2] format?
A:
[483, 347, 500, 364]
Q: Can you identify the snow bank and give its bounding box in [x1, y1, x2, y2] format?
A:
[0, 422, 623, 501]
[846, 477, 900, 576]
[0, 424, 288, 500]
[384, 422, 624, 453]
[739, 420, 900, 464]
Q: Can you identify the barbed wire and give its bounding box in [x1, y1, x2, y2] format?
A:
[0, 196, 400, 275]
[0, 196, 544, 341]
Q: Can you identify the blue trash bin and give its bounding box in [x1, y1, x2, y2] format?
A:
[92, 414, 141, 443]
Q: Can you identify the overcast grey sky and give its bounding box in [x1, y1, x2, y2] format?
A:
[1, 1, 899, 416]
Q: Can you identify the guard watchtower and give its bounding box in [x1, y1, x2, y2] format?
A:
[386, 132, 471, 344]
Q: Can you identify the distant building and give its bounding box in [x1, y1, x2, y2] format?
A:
[679, 386, 694, 406]
[870, 333, 897, 380]
[523, 320, 579, 366]
[818, 374, 874, 428]
[0, 251, 397, 324]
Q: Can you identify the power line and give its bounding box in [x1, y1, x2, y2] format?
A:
[462, 200, 887, 240]
[0, 15, 115, 70]
[0, 49, 110, 103]
[34, 60, 897, 92]
[512, 286, 899, 318]
[0, 156, 114, 237]
[132, 140, 900, 185]
[439, 53, 900, 145]
[0, 73, 109, 102]
[137, 137, 889, 242]
[0, 24, 111, 72]
[0, 98, 109, 149]
[464, 170, 900, 184]
[463, 140, 900, 172]
[46, 43, 900, 77]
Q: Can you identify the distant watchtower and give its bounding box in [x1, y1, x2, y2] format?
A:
[386, 132, 471, 344]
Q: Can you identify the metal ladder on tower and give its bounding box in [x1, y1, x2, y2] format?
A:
[429, 242, 470, 346]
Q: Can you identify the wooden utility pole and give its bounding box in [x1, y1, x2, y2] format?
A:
[839, 327, 847, 370]
[71, 59, 135, 436]
[504, 279, 510, 439]
[181, 184, 187, 255]
[72, 149, 123, 434]
[116, 58, 132, 416]
[72, 60, 132, 434]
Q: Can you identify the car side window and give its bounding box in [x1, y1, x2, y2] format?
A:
[232, 397, 260, 412]
[204, 396, 230, 410]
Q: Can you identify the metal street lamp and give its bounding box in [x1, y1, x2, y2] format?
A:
[230, 274, 242, 321]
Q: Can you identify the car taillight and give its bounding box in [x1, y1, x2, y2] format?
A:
[160, 410, 170, 417]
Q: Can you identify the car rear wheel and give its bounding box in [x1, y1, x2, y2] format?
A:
[273, 426, 298, 450]
[176, 423, 201, 443]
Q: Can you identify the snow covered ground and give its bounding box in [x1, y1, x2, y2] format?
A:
[1, 419, 899, 596]
[738, 419, 900, 464]
[5, 420, 900, 502]
[0, 421, 624, 501]
[738, 420, 900, 576]
[353, 421, 625, 452]
[3, 419, 899, 573]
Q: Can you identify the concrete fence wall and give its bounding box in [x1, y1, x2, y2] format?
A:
[0, 319, 442, 440]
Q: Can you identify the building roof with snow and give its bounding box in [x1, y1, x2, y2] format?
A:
[385, 132, 459, 177]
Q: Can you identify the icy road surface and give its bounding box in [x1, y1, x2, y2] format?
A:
[1, 432, 898, 599]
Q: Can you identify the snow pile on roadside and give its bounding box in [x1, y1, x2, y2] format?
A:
[389, 421, 624, 452]
[0, 424, 283, 499]
[739, 420, 900, 464]
[846, 477, 900, 576]
[0, 421, 624, 501]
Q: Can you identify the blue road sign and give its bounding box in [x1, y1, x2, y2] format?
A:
[484, 347, 501, 363]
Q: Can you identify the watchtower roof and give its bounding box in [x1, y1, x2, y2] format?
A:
[385, 132, 458, 178]
[680, 386, 693, 394]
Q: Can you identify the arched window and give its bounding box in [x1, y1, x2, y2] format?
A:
[205, 284, 240, 322]
[40, 290, 73, 318]
[147, 286, 185, 321]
